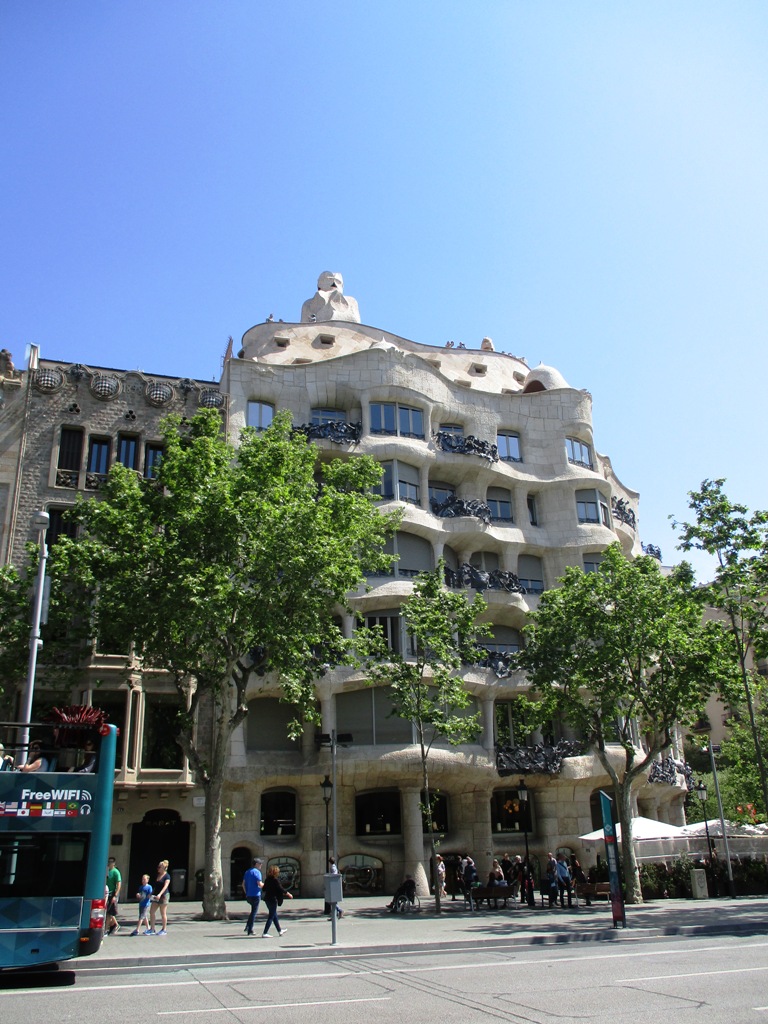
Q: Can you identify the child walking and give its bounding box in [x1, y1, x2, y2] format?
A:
[131, 874, 153, 935]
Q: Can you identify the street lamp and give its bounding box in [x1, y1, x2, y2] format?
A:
[320, 774, 333, 912]
[707, 743, 736, 899]
[316, 730, 353, 943]
[18, 510, 50, 763]
[518, 778, 534, 907]
[694, 780, 717, 898]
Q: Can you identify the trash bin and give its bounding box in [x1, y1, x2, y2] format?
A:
[691, 867, 708, 899]
[171, 868, 187, 897]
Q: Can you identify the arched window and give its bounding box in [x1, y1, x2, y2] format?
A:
[355, 790, 402, 836]
[246, 698, 301, 751]
[338, 854, 384, 894]
[260, 790, 297, 836]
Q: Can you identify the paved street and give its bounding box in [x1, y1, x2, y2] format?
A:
[0, 895, 767, 1023]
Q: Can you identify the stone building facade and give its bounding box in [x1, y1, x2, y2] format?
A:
[2, 275, 688, 899]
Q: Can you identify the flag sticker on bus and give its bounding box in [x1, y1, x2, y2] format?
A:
[1, 790, 96, 817]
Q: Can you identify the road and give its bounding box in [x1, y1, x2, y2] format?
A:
[1, 933, 766, 1023]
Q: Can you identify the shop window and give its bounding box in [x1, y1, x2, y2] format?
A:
[355, 790, 402, 836]
[490, 787, 533, 834]
[421, 791, 449, 833]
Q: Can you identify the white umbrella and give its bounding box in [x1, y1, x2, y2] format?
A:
[579, 816, 686, 843]
[681, 819, 768, 838]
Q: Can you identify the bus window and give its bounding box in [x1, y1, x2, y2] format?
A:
[0, 834, 89, 898]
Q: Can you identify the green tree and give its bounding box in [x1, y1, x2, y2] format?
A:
[519, 544, 729, 904]
[0, 563, 30, 717]
[672, 479, 768, 817]
[47, 409, 398, 919]
[357, 563, 488, 911]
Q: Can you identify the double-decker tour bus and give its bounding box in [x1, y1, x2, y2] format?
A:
[0, 715, 117, 969]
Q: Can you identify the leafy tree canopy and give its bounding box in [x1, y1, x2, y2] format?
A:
[356, 562, 488, 908]
[47, 408, 399, 917]
[519, 543, 730, 903]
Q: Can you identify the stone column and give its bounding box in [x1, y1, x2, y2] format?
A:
[480, 697, 496, 753]
[401, 787, 429, 896]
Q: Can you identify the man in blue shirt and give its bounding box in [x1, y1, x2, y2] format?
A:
[555, 853, 573, 908]
[242, 858, 264, 935]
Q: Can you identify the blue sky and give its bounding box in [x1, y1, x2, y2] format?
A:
[3, 1, 767, 579]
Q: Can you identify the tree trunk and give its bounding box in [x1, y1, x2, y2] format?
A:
[616, 779, 642, 905]
[201, 771, 227, 920]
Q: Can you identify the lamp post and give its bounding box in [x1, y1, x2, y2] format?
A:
[694, 781, 717, 898]
[320, 774, 332, 913]
[518, 778, 534, 907]
[708, 743, 736, 899]
[18, 510, 50, 763]
[316, 730, 353, 943]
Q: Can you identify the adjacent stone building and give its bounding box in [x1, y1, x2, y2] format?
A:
[2, 275, 688, 899]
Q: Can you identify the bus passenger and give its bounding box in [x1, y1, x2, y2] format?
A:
[20, 741, 48, 773]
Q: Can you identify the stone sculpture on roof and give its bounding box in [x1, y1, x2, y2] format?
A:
[300, 271, 361, 324]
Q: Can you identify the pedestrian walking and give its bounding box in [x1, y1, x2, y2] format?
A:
[261, 865, 293, 937]
[242, 857, 264, 935]
[131, 874, 153, 935]
[106, 856, 122, 934]
[148, 859, 171, 935]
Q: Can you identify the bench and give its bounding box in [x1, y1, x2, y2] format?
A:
[575, 882, 611, 903]
[466, 884, 518, 909]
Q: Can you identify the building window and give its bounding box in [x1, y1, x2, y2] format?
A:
[439, 423, 463, 436]
[87, 438, 110, 475]
[260, 790, 297, 836]
[497, 432, 522, 462]
[483, 626, 522, 655]
[576, 489, 610, 526]
[46, 507, 78, 546]
[364, 610, 403, 655]
[355, 790, 402, 836]
[57, 428, 84, 476]
[490, 787, 533, 834]
[495, 700, 529, 746]
[370, 402, 424, 439]
[247, 401, 274, 431]
[518, 555, 544, 594]
[527, 494, 538, 526]
[246, 698, 301, 751]
[335, 687, 413, 745]
[428, 480, 455, 506]
[566, 437, 592, 469]
[311, 407, 347, 425]
[375, 460, 419, 504]
[421, 791, 449, 833]
[583, 554, 604, 573]
[470, 551, 500, 573]
[116, 434, 139, 470]
[142, 693, 183, 769]
[393, 532, 433, 578]
[487, 487, 513, 522]
[144, 443, 164, 479]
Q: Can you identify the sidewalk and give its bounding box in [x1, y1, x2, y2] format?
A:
[90, 893, 768, 969]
